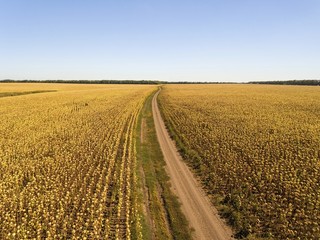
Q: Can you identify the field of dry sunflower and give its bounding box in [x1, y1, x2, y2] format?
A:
[0, 83, 155, 239]
[159, 84, 320, 239]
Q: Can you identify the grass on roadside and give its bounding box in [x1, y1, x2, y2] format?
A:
[134, 89, 192, 240]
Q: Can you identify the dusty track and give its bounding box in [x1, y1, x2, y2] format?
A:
[152, 89, 233, 240]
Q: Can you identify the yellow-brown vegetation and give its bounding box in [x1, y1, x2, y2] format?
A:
[0, 83, 155, 239]
[159, 84, 320, 239]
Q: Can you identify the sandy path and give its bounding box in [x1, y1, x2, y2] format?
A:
[152, 89, 233, 240]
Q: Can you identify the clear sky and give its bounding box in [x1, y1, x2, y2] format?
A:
[1, 0, 319, 82]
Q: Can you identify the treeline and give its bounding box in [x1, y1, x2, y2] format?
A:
[0, 79, 239, 85]
[3, 79, 319, 85]
[165, 81, 237, 84]
[0, 79, 163, 85]
[249, 80, 320, 86]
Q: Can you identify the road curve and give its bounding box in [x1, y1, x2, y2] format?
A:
[152, 89, 233, 240]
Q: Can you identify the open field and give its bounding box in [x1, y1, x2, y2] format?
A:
[158, 84, 320, 239]
[2, 82, 319, 239]
[0, 83, 158, 239]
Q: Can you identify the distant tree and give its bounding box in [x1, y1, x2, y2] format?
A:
[248, 80, 320, 86]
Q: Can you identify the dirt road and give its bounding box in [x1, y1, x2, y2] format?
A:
[152, 89, 233, 240]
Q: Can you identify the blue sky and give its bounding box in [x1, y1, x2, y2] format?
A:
[1, 0, 319, 82]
